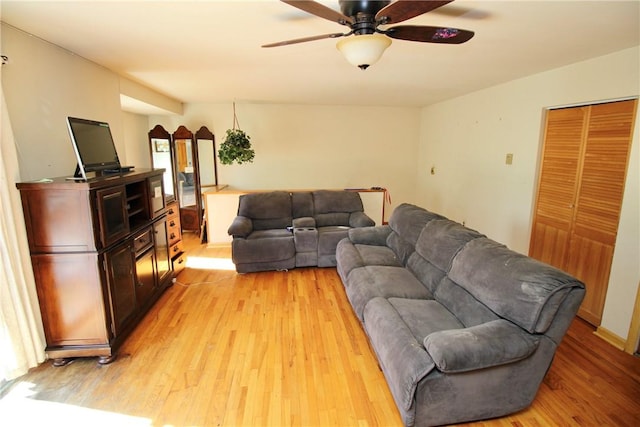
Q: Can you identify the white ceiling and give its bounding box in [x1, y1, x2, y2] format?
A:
[2, 0, 639, 112]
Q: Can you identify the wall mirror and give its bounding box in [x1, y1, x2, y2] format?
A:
[194, 126, 218, 189]
[172, 125, 201, 233]
[148, 125, 176, 203]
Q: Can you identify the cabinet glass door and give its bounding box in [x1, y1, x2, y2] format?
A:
[96, 186, 129, 248]
[104, 242, 137, 337]
[154, 218, 171, 286]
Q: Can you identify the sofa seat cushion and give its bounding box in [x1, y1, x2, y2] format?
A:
[336, 239, 404, 283]
[247, 229, 292, 239]
[317, 226, 351, 252]
[424, 319, 541, 373]
[345, 265, 432, 320]
[388, 298, 464, 344]
[355, 244, 402, 267]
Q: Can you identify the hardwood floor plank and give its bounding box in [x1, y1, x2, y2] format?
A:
[2, 234, 639, 426]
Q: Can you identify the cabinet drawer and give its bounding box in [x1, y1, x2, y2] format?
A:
[168, 222, 181, 246]
[172, 253, 186, 276]
[133, 228, 153, 255]
[170, 240, 184, 258]
[167, 203, 180, 220]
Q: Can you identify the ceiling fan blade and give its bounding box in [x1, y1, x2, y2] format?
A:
[262, 32, 347, 48]
[281, 0, 353, 26]
[376, 0, 454, 25]
[385, 25, 474, 44]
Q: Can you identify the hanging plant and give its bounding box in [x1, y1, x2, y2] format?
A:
[218, 103, 255, 165]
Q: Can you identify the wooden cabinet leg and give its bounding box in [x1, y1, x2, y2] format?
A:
[97, 354, 117, 365]
[52, 358, 75, 367]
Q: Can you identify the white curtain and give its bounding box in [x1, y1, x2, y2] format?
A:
[0, 87, 46, 382]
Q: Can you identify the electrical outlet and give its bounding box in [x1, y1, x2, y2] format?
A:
[505, 153, 513, 165]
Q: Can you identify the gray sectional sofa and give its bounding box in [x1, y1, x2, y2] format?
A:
[336, 203, 585, 426]
[228, 190, 375, 273]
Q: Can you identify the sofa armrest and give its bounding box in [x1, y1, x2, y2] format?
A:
[293, 216, 316, 228]
[348, 225, 392, 246]
[423, 319, 540, 373]
[349, 211, 376, 228]
[227, 216, 253, 237]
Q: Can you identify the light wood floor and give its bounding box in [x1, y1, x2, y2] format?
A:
[2, 234, 639, 426]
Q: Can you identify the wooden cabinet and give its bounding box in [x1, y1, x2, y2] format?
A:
[17, 169, 174, 365]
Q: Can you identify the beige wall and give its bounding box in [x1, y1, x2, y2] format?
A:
[150, 102, 420, 219]
[418, 47, 640, 340]
[1, 23, 170, 181]
[1, 23, 125, 180]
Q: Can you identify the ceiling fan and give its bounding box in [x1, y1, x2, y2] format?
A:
[263, 0, 475, 70]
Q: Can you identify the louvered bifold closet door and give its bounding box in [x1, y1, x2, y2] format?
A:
[529, 106, 586, 269]
[530, 99, 637, 326]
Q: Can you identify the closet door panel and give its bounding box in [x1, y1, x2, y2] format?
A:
[569, 100, 637, 324]
[531, 99, 637, 326]
[529, 106, 586, 269]
[565, 235, 615, 325]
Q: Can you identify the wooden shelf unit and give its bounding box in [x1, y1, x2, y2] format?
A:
[17, 169, 174, 365]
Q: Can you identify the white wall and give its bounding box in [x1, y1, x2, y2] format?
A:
[122, 111, 153, 169]
[150, 102, 420, 220]
[1, 24, 125, 180]
[1, 24, 169, 181]
[418, 46, 640, 340]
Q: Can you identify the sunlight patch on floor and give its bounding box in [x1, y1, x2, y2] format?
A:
[186, 256, 236, 271]
[0, 381, 152, 426]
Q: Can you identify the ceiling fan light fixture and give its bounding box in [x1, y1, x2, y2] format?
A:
[336, 34, 391, 70]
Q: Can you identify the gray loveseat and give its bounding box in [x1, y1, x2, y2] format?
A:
[228, 190, 374, 273]
[336, 203, 585, 426]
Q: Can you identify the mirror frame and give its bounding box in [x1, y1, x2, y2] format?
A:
[148, 124, 176, 204]
[172, 125, 201, 233]
[194, 126, 218, 188]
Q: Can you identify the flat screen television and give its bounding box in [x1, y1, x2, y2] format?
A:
[66, 116, 121, 180]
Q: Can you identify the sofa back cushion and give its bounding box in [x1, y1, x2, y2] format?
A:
[434, 277, 499, 327]
[404, 221, 484, 296]
[238, 191, 292, 230]
[388, 204, 444, 246]
[415, 219, 485, 273]
[386, 204, 445, 265]
[313, 190, 363, 214]
[312, 190, 364, 227]
[448, 238, 585, 333]
[291, 191, 314, 218]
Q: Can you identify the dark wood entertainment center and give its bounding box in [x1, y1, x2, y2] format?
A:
[16, 169, 174, 365]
